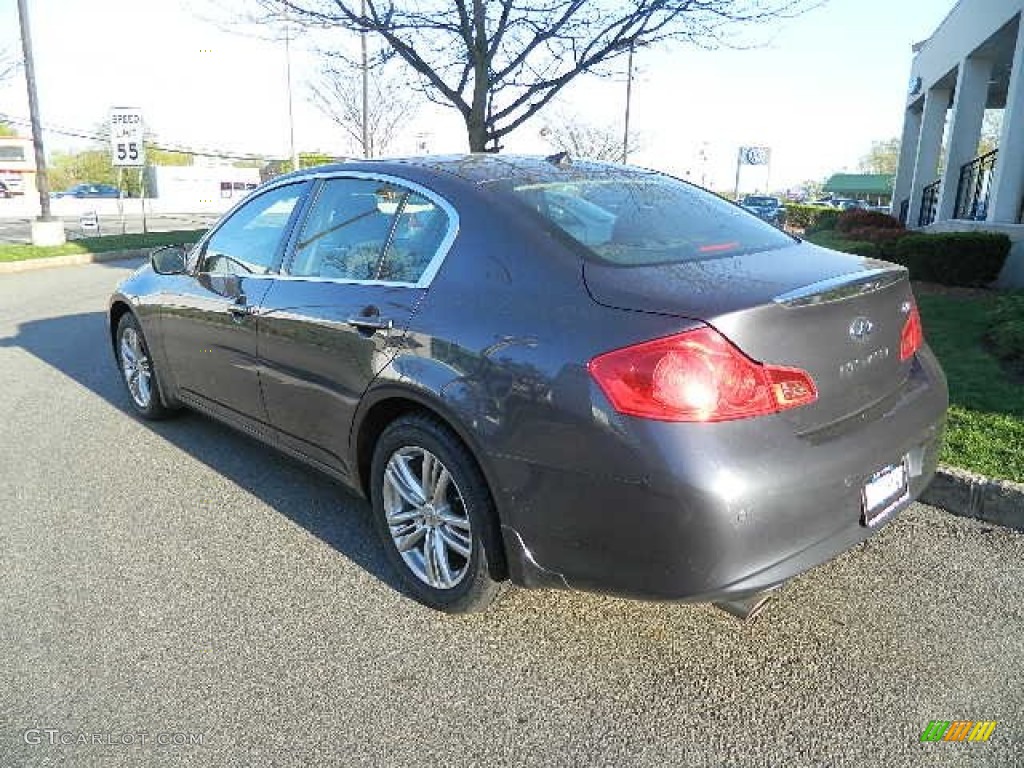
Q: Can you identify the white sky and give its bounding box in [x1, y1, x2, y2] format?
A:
[0, 0, 953, 192]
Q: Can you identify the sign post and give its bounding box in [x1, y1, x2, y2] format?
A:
[109, 107, 145, 233]
[734, 146, 771, 199]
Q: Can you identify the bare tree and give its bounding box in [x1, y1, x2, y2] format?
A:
[251, 0, 819, 152]
[309, 63, 416, 157]
[0, 47, 22, 82]
[540, 113, 640, 163]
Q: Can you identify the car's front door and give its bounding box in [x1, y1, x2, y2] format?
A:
[160, 181, 311, 422]
[257, 175, 455, 477]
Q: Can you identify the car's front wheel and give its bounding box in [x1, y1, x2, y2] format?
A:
[370, 414, 505, 613]
[115, 313, 175, 420]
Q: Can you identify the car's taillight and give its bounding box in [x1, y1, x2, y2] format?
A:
[900, 304, 924, 361]
[588, 327, 817, 422]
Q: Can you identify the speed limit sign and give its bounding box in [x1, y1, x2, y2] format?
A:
[110, 107, 145, 167]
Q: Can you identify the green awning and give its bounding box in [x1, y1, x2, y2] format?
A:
[822, 174, 895, 196]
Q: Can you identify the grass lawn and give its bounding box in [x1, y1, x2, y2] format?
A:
[0, 229, 207, 263]
[800, 229, 873, 253]
[917, 293, 1024, 483]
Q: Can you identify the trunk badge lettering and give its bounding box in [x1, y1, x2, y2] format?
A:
[849, 316, 874, 341]
[839, 346, 890, 377]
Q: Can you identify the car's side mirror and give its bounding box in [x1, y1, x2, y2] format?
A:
[150, 245, 188, 275]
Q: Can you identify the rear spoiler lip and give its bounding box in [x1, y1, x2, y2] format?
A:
[772, 267, 908, 308]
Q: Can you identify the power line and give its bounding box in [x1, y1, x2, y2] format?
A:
[0, 112, 283, 163]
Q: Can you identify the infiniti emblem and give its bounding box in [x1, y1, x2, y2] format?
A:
[849, 316, 874, 341]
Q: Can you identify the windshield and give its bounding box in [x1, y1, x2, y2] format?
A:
[505, 176, 795, 266]
[742, 196, 778, 207]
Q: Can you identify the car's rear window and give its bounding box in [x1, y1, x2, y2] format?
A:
[505, 176, 795, 266]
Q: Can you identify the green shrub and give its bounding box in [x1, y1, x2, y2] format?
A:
[784, 203, 838, 232]
[987, 292, 1024, 367]
[882, 232, 1010, 286]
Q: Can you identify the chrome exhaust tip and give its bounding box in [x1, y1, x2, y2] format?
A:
[713, 590, 777, 622]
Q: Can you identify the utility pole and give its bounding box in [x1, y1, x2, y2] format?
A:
[360, 0, 370, 158]
[16, 0, 63, 244]
[621, 41, 635, 165]
[284, 12, 300, 171]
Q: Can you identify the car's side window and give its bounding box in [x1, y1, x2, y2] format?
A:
[288, 179, 403, 280]
[288, 179, 451, 284]
[201, 182, 308, 275]
[378, 192, 450, 283]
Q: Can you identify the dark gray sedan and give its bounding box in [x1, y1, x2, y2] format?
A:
[108, 155, 947, 616]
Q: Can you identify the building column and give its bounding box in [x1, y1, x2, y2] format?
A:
[909, 86, 950, 227]
[892, 105, 922, 217]
[989, 15, 1024, 223]
[937, 56, 992, 221]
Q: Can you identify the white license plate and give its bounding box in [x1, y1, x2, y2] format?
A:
[862, 459, 909, 527]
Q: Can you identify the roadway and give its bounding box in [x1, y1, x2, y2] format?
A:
[1, 259, 1021, 767]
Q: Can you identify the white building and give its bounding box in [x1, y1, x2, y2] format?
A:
[144, 165, 261, 213]
[892, 0, 1024, 286]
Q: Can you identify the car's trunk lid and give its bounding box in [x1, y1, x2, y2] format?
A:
[583, 242, 916, 432]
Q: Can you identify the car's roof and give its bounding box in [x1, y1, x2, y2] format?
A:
[273, 154, 659, 188]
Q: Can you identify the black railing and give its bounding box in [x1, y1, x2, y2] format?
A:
[898, 198, 909, 225]
[954, 149, 997, 221]
[918, 180, 941, 227]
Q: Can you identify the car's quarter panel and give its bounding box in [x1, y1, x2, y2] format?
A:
[365, 185, 947, 601]
[257, 281, 427, 476]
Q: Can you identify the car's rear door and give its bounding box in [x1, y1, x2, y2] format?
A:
[159, 180, 311, 422]
[257, 174, 456, 477]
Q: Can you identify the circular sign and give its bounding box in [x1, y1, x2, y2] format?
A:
[744, 147, 769, 165]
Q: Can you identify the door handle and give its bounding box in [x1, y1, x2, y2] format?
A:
[346, 315, 393, 332]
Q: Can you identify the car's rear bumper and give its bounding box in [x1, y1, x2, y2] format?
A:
[495, 346, 948, 602]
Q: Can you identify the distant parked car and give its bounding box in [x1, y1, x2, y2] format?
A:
[740, 195, 785, 226]
[832, 198, 870, 211]
[0, 180, 10, 199]
[53, 183, 122, 199]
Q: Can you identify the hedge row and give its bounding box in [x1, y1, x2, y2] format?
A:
[784, 203, 839, 232]
[809, 230, 1011, 287]
[882, 233, 1010, 286]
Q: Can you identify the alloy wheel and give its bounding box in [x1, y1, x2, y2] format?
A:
[120, 326, 153, 409]
[382, 446, 473, 590]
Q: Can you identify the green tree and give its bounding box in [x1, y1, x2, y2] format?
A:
[859, 138, 900, 175]
[0, 121, 18, 137]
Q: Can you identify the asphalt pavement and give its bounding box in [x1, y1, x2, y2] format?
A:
[1, 259, 1022, 767]
[0, 211, 217, 244]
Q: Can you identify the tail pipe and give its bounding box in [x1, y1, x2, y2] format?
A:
[713, 589, 778, 622]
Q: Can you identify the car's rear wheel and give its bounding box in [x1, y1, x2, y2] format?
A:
[115, 313, 174, 420]
[370, 414, 505, 613]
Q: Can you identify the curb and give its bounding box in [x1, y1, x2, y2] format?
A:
[0, 249, 149, 274]
[921, 465, 1024, 531]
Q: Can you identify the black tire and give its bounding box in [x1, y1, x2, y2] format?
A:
[370, 413, 505, 613]
[114, 313, 176, 421]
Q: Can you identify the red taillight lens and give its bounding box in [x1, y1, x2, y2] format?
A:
[900, 305, 924, 361]
[588, 327, 817, 422]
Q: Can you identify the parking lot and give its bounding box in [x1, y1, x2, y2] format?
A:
[1, 259, 1021, 767]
